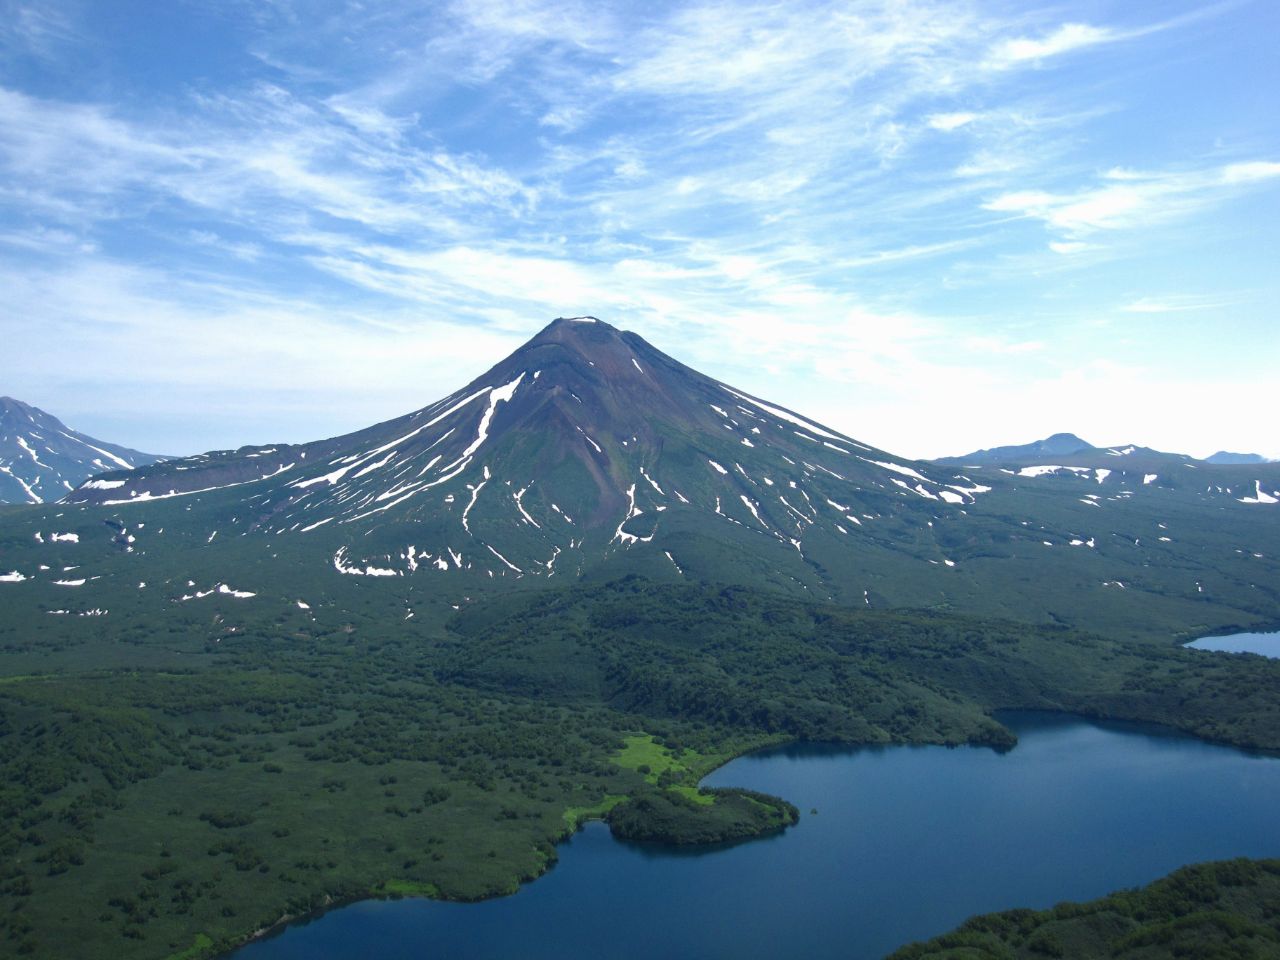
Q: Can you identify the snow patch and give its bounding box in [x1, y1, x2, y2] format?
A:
[461, 467, 490, 535]
[333, 547, 400, 577]
[485, 544, 523, 573]
[0, 466, 42, 503]
[612, 483, 653, 545]
[459, 373, 525, 460]
[58, 431, 133, 469]
[739, 495, 768, 529]
[864, 459, 932, 482]
[1238, 481, 1279, 505]
[513, 484, 541, 528]
[1018, 465, 1090, 478]
[721, 387, 862, 446]
[639, 467, 665, 496]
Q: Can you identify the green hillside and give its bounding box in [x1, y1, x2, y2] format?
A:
[890, 858, 1280, 960]
[2, 576, 1280, 958]
[1, 321, 1278, 959]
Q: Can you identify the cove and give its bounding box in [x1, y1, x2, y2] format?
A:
[227, 712, 1280, 960]
[1186, 628, 1280, 657]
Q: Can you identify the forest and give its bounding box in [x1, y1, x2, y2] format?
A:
[3, 575, 1280, 958]
[890, 858, 1280, 959]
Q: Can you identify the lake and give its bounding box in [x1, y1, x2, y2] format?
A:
[1186, 628, 1280, 657]
[228, 712, 1280, 960]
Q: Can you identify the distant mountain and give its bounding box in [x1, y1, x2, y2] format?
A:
[939, 433, 1274, 470]
[936, 432, 1095, 464]
[0, 397, 164, 504]
[1206, 451, 1272, 465]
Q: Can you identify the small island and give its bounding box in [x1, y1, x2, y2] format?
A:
[607, 786, 798, 845]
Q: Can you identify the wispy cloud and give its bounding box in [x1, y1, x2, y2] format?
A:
[0, 0, 1275, 458]
[1120, 294, 1232, 314]
[984, 160, 1280, 244]
[0, 2, 80, 61]
[987, 23, 1115, 66]
[927, 112, 979, 132]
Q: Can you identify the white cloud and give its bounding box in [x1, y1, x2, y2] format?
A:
[1120, 295, 1228, 314]
[0, 256, 524, 451]
[1048, 240, 1089, 255]
[1220, 161, 1280, 185]
[0, 0, 1273, 460]
[984, 159, 1280, 239]
[0, 3, 80, 61]
[927, 112, 978, 132]
[988, 23, 1114, 65]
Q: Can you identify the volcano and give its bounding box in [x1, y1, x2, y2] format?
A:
[62, 318, 995, 593]
[12, 315, 1274, 635]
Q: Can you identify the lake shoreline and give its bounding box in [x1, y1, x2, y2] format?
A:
[1184, 625, 1280, 658]
[218, 719, 1020, 958]
[223, 711, 1280, 960]
[216, 705, 1268, 959]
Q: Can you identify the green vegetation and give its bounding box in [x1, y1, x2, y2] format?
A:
[379, 880, 440, 898]
[889, 858, 1280, 960]
[1, 575, 1280, 959]
[562, 795, 626, 829]
[164, 934, 214, 960]
[607, 786, 798, 845]
[607, 733, 795, 837]
[613, 735, 716, 804]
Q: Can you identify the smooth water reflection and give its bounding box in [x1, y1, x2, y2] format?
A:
[1186, 629, 1280, 658]
[229, 713, 1280, 960]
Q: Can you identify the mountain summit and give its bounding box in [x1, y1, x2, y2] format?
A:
[0, 397, 163, 504]
[63, 317, 992, 594]
[936, 432, 1095, 464]
[27, 316, 1278, 631]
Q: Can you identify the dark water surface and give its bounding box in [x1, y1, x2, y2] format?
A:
[229, 713, 1280, 960]
[1186, 629, 1280, 657]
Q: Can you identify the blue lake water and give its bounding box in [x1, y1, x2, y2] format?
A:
[229, 712, 1280, 960]
[1186, 629, 1280, 658]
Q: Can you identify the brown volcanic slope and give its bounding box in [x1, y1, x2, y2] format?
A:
[22, 316, 1275, 638]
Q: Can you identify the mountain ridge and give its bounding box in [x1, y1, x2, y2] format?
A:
[935, 431, 1096, 464]
[0, 396, 164, 505]
[938, 432, 1275, 469]
[0, 316, 1262, 645]
[2, 317, 1280, 960]
[1207, 451, 1273, 465]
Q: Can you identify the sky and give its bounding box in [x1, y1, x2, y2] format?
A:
[1, 0, 1276, 460]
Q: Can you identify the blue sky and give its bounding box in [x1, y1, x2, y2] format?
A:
[1, 0, 1276, 459]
